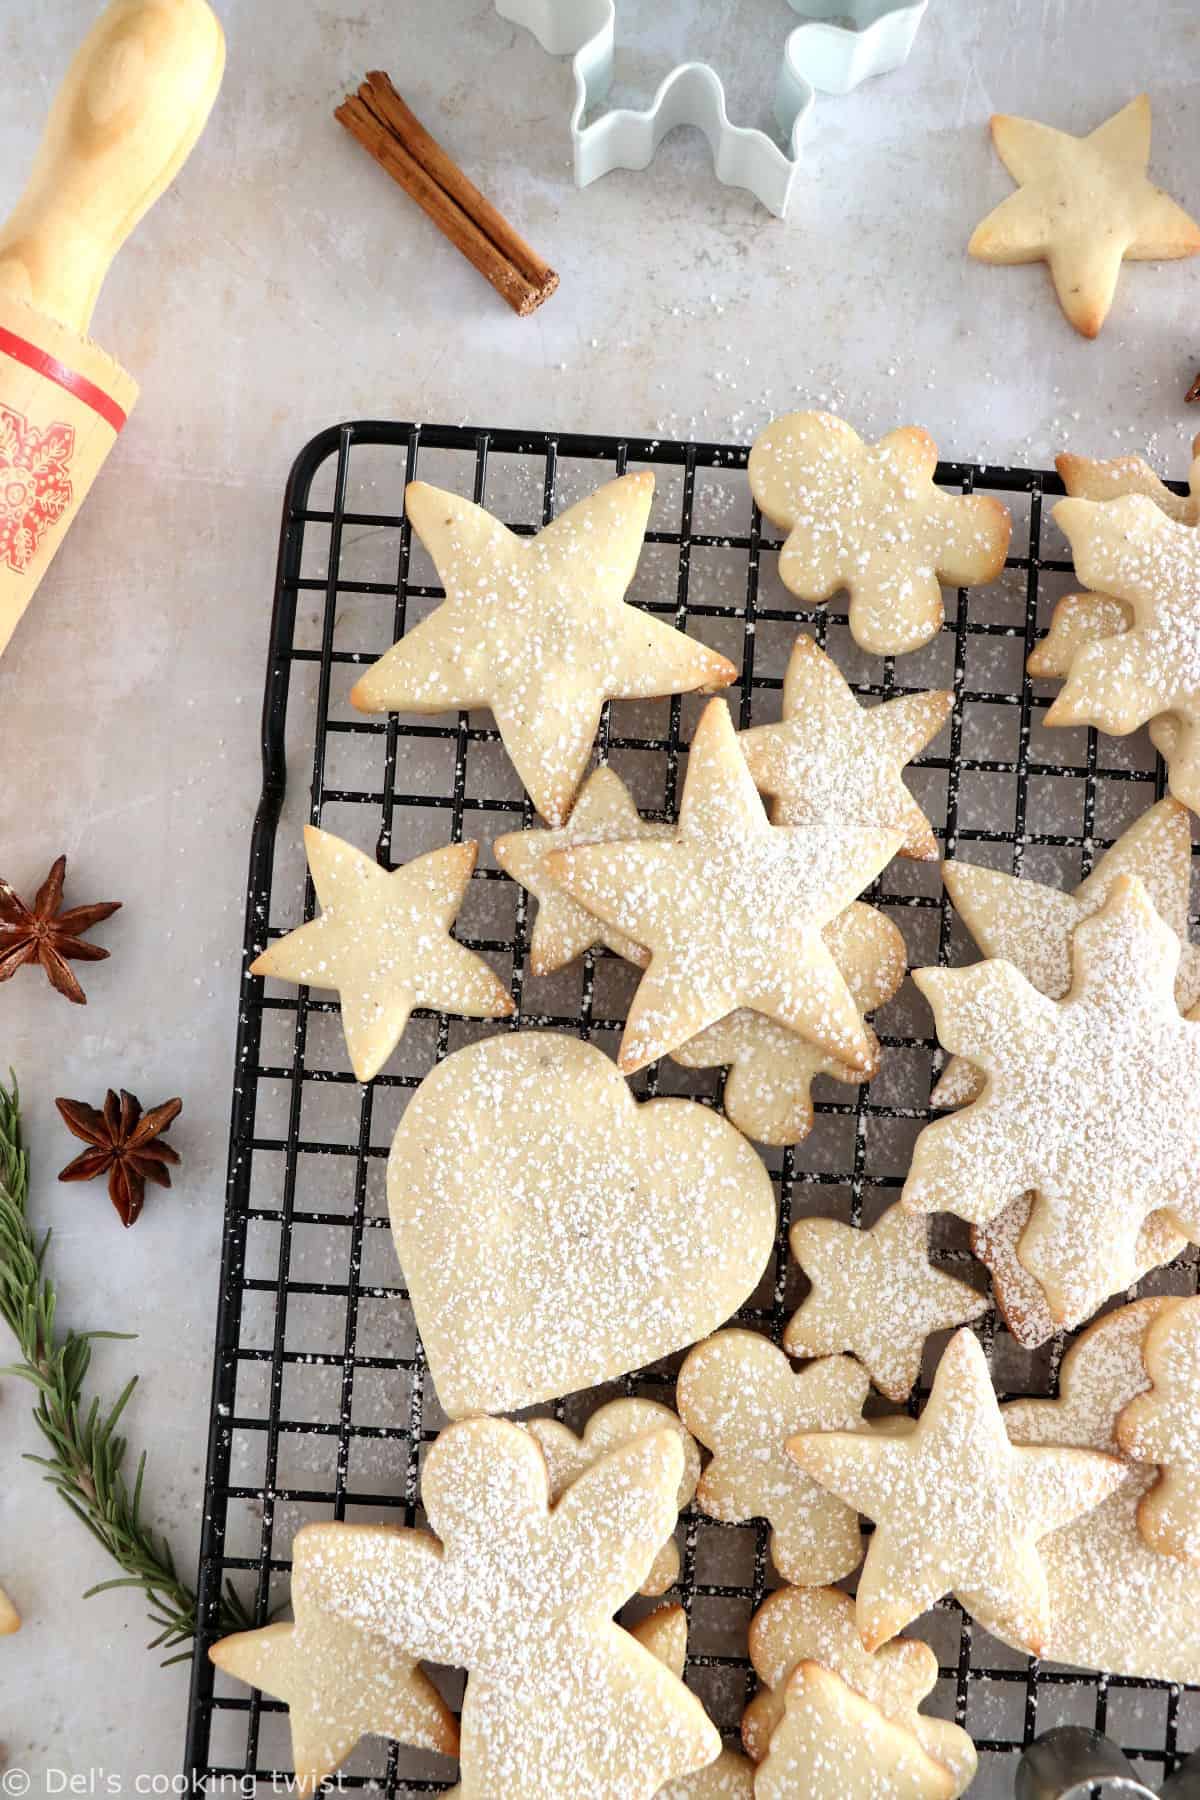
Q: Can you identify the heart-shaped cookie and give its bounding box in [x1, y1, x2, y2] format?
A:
[387, 1033, 776, 1417]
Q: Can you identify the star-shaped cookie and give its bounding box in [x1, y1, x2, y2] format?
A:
[785, 1204, 990, 1403]
[756, 1663, 956, 1800]
[788, 1328, 1129, 1651]
[494, 767, 670, 974]
[550, 698, 901, 1074]
[250, 827, 514, 1082]
[969, 94, 1200, 337]
[739, 636, 951, 859]
[209, 1523, 458, 1795]
[748, 412, 1011, 656]
[0, 1586, 18, 1635]
[349, 474, 736, 826]
[1116, 1296, 1200, 1565]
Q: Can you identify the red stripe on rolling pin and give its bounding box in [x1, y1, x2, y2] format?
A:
[0, 324, 128, 433]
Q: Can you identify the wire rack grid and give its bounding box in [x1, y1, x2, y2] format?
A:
[185, 419, 1200, 1798]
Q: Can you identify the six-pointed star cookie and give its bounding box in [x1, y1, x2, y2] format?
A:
[969, 94, 1200, 337]
[493, 767, 670, 974]
[785, 1204, 989, 1403]
[250, 827, 514, 1083]
[739, 636, 951, 859]
[748, 412, 1011, 656]
[1116, 1296, 1200, 1565]
[349, 474, 736, 826]
[904, 878, 1200, 1326]
[788, 1329, 1129, 1651]
[756, 1663, 956, 1800]
[549, 698, 901, 1073]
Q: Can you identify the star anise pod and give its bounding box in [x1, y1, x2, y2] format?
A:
[0, 856, 121, 1004]
[56, 1090, 183, 1227]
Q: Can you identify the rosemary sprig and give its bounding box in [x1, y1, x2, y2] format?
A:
[0, 1073, 254, 1661]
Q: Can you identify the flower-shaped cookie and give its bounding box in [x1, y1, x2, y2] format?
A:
[1116, 1296, 1200, 1565]
[756, 1664, 956, 1800]
[748, 413, 1011, 655]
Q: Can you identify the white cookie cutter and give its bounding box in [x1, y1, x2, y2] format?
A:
[496, 0, 930, 217]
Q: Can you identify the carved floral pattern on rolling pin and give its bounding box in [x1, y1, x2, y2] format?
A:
[0, 404, 74, 574]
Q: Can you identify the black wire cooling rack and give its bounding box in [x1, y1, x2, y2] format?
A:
[185, 420, 1200, 1797]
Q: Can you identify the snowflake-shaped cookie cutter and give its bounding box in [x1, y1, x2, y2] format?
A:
[496, 0, 930, 217]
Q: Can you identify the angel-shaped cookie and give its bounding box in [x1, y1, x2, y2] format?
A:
[748, 413, 1010, 656]
[1116, 1296, 1200, 1565]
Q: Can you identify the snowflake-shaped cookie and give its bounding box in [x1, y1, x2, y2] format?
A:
[1116, 1296, 1200, 1565]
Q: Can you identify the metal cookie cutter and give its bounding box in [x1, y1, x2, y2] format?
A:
[1016, 1727, 1200, 1799]
[495, 0, 930, 217]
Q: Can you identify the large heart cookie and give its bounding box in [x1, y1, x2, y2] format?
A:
[388, 1033, 776, 1417]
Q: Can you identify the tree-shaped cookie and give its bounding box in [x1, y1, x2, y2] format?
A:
[676, 1330, 868, 1587]
[1116, 1296, 1200, 1565]
[307, 1418, 720, 1797]
[788, 1329, 1129, 1651]
[349, 474, 736, 826]
[747, 413, 1011, 656]
[672, 902, 906, 1146]
[250, 827, 514, 1082]
[742, 1586, 976, 1795]
[903, 878, 1200, 1327]
[785, 1204, 989, 1403]
[209, 1523, 458, 1795]
[526, 1398, 701, 1595]
[968, 95, 1200, 337]
[739, 636, 951, 858]
[550, 697, 901, 1073]
[756, 1664, 955, 1800]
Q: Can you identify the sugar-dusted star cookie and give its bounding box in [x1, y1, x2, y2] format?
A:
[739, 636, 951, 859]
[350, 475, 736, 826]
[748, 413, 1011, 656]
[756, 1663, 956, 1800]
[0, 1586, 18, 1635]
[1116, 1296, 1200, 1565]
[742, 1587, 977, 1794]
[785, 1204, 990, 1403]
[969, 93, 1200, 337]
[526, 1398, 701, 1595]
[788, 1328, 1129, 1651]
[493, 767, 670, 974]
[550, 698, 900, 1074]
[673, 902, 907, 1147]
[903, 877, 1200, 1326]
[676, 1329, 869, 1587]
[629, 1606, 757, 1800]
[250, 826, 514, 1083]
[209, 1523, 458, 1795]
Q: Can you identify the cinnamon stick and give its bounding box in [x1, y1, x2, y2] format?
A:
[336, 74, 558, 317]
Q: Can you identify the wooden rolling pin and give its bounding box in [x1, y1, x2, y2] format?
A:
[0, 0, 225, 659]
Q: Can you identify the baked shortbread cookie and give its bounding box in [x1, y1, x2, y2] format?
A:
[785, 1204, 989, 1403]
[494, 767, 670, 973]
[387, 1033, 776, 1418]
[249, 827, 514, 1082]
[526, 1399, 701, 1595]
[0, 1586, 18, 1635]
[1116, 1296, 1200, 1565]
[630, 1606, 757, 1800]
[209, 1523, 458, 1795]
[350, 474, 736, 826]
[672, 902, 906, 1147]
[787, 1328, 1129, 1652]
[904, 879, 1200, 1326]
[747, 413, 1011, 656]
[742, 1586, 976, 1795]
[738, 636, 951, 858]
[550, 697, 900, 1074]
[676, 1329, 868, 1587]
[969, 94, 1200, 337]
[756, 1663, 956, 1800]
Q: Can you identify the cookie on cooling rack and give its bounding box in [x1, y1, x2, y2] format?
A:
[630, 1606, 757, 1800]
[349, 473, 735, 827]
[747, 412, 1011, 656]
[755, 1663, 956, 1800]
[1116, 1295, 1200, 1566]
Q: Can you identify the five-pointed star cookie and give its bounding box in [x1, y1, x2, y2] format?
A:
[785, 1204, 989, 1403]
[209, 1523, 458, 1795]
[748, 412, 1011, 656]
[1116, 1297, 1200, 1565]
[672, 902, 907, 1146]
[493, 767, 670, 974]
[739, 636, 951, 859]
[968, 94, 1200, 337]
[0, 1585, 18, 1635]
[904, 878, 1200, 1326]
[788, 1328, 1129, 1651]
[349, 474, 736, 826]
[250, 827, 514, 1083]
[549, 698, 900, 1074]
[756, 1663, 956, 1800]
